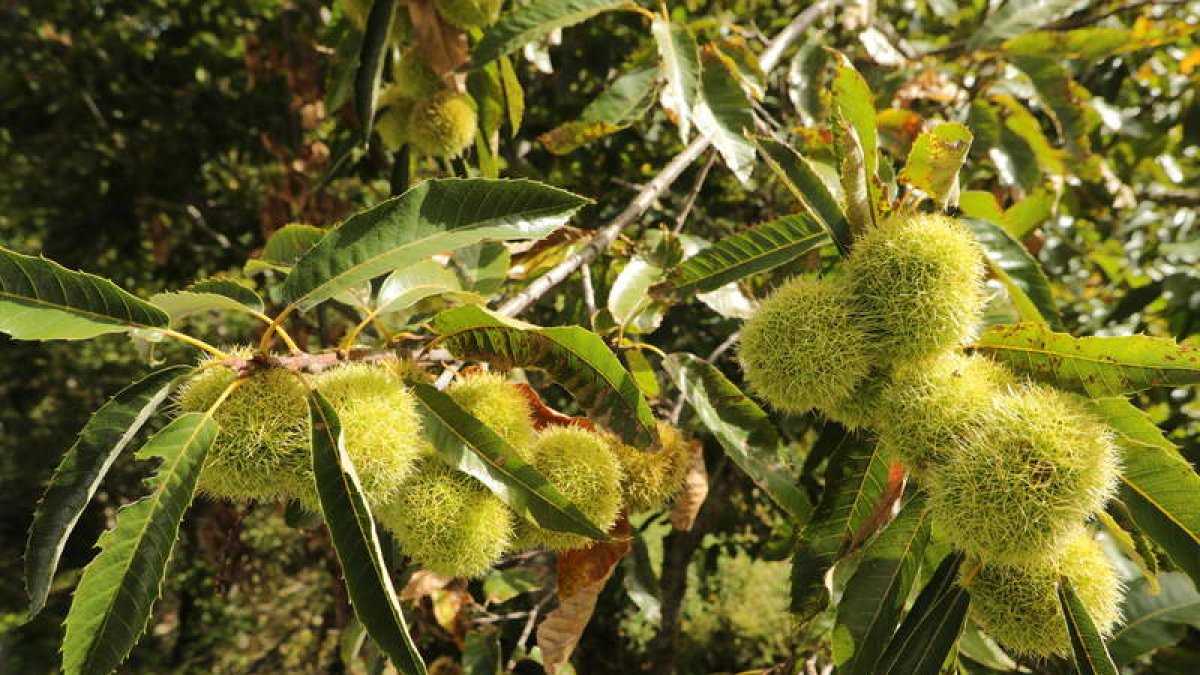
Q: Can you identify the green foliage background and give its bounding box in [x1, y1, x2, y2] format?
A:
[2, 0, 1198, 673]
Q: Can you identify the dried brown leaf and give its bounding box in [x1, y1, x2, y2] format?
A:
[669, 440, 708, 531]
[514, 383, 595, 432]
[400, 568, 453, 601]
[407, 0, 468, 90]
[537, 519, 631, 673]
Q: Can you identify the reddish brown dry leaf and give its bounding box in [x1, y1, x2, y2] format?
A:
[514, 383, 595, 432]
[400, 568, 452, 601]
[538, 519, 632, 673]
[669, 440, 708, 531]
[846, 460, 908, 554]
[407, 0, 468, 90]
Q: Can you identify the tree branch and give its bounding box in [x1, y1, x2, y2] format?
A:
[496, 0, 840, 318]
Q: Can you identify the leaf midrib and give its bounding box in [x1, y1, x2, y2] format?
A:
[417, 389, 602, 537]
[290, 200, 579, 308]
[78, 412, 213, 672]
[973, 341, 1200, 376]
[676, 230, 827, 290]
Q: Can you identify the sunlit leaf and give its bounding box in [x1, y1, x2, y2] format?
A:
[375, 260, 469, 315]
[965, 0, 1087, 50]
[283, 179, 589, 311]
[0, 246, 170, 340]
[653, 17, 700, 142]
[694, 48, 755, 182]
[661, 214, 828, 295]
[245, 223, 326, 276]
[898, 122, 972, 207]
[972, 323, 1200, 397]
[1058, 577, 1119, 675]
[757, 138, 851, 255]
[1105, 409, 1200, 588]
[962, 217, 1062, 329]
[791, 436, 889, 619]
[835, 496, 931, 675]
[24, 366, 189, 619]
[664, 353, 811, 520]
[151, 279, 265, 322]
[308, 391, 426, 674]
[472, 0, 626, 67]
[62, 412, 216, 675]
[410, 382, 610, 540]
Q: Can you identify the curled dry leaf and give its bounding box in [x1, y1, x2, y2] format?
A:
[514, 383, 596, 432]
[407, 0, 469, 90]
[669, 439, 708, 531]
[538, 518, 632, 673]
[400, 568, 453, 601]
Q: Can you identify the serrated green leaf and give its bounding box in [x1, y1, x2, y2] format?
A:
[498, 56, 524, 137]
[1058, 577, 1119, 675]
[150, 279, 265, 322]
[965, 0, 1086, 50]
[283, 179, 590, 311]
[694, 48, 755, 182]
[581, 66, 659, 127]
[831, 52, 878, 181]
[993, 94, 1065, 180]
[539, 120, 624, 155]
[0, 246, 170, 340]
[463, 627, 502, 675]
[1003, 190, 1054, 238]
[834, 116, 877, 236]
[757, 139, 851, 256]
[899, 123, 973, 207]
[309, 390, 426, 675]
[245, 223, 326, 276]
[1108, 572, 1200, 665]
[481, 568, 542, 604]
[1002, 23, 1199, 60]
[1110, 422, 1200, 588]
[1008, 55, 1098, 165]
[835, 496, 931, 675]
[25, 366, 189, 619]
[375, 260, 468, 316]
[959, 191, 1006, 225]
[961, 217, 1062, 330]
[877, 552, 970, 675]
[653, 17, 700, 143]
[451, 242, 510, 296]
[791, 436, 889, 619]
[1086, 397, 1177, 454]
[608, 257, 666, 334]
[355, 0, 395, 142]
[972, 323, 1200, 397]
[664, 215, 827, 295]
[62, 411, 217, 675]
[663, 353, 811, 520]
[469, 62, 505, 142]
[431, 305, 657, 447]
[471, 0, 626, 67]
[409, 382, 610, 541]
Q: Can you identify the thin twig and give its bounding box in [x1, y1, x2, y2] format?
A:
[506, 591, 554, 671]
[672, 151, 718, 235]
[707, 329, 741, 362]
[580, 263, 597, 318]
[496, 0, 839, 318]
